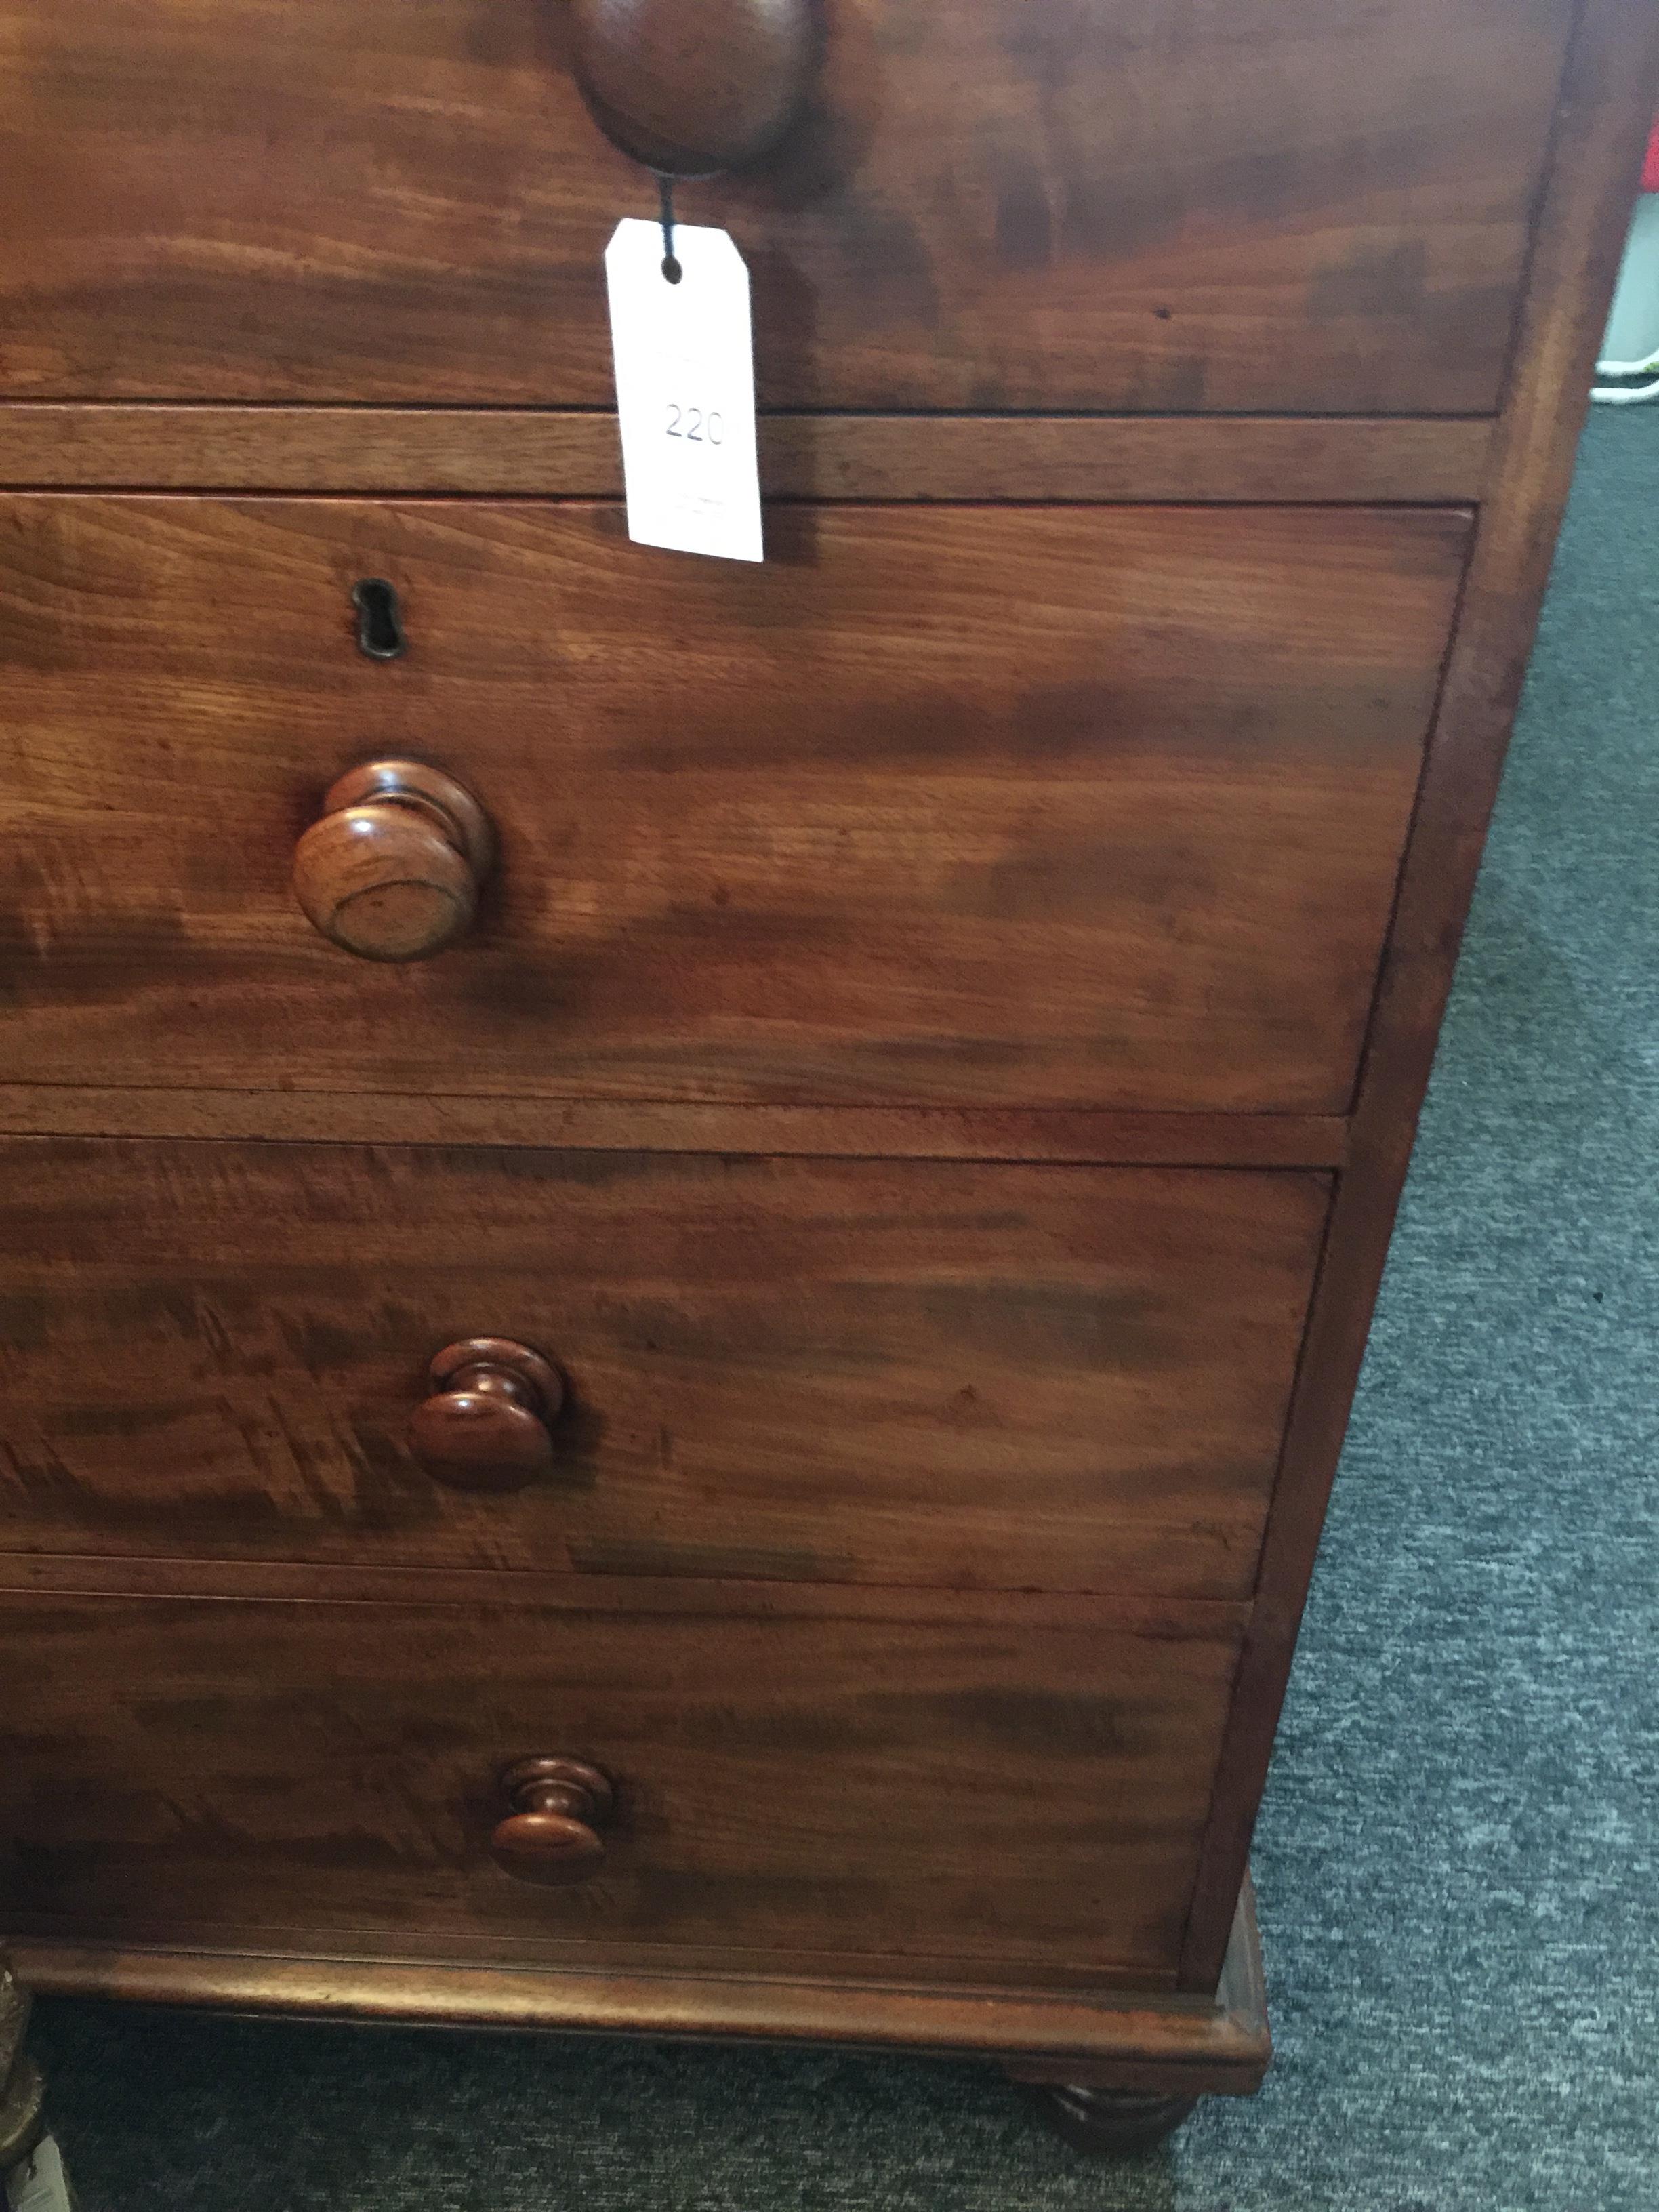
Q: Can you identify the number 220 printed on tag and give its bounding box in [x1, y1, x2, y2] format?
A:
[605, 220, 764, 564]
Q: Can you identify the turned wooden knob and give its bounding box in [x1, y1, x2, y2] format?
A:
[292, 758, 493, 962]
[409, 1339, 565, 1493]
[571, 0, 816, 177]
[492, 1757, 614, 1884]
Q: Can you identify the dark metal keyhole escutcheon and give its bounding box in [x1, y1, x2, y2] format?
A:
[352, 578, 405, 661]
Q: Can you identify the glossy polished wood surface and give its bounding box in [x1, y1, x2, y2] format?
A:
[0, 1, 1571, 410]
[8, 1884, 1271, 2082]
[0, 497, 1468, 1112]
[570, 0, 817, 177]
[1, 0, 1652, 2104]
[0, 1090, 1349, 1167]
[0, 1591, 1241, 1980]
[490, 1756, 614, 1883]
[0, 410, 1498, 504]
[291, 758, 494, 963]
[1174, 0, 1659, 1992]
[0, 1139, 1328, 1598]
[409, 1339, 566, 1494]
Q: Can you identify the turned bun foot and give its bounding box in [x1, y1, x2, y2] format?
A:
[1033, 2083, 1200, 2155]
[0, 1959, 45, 2174]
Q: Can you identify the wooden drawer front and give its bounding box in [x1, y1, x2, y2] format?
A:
[0, 1, 1570, 414]
[0, 497, 1469, 1113]
[0, 1141, 1328, 1601]
[0, 1592, 1241, 1982]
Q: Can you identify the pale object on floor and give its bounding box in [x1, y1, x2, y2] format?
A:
[1593, 194, 1659, 403]
[5, 2140, 74, 2212]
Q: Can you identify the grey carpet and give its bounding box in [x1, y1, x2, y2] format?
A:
[25, 407, 1659, 2209]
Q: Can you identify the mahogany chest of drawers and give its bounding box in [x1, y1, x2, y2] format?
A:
[1, 0, 1654, 2156]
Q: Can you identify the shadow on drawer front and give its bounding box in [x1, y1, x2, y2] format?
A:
[0, 1593, 1240, 1984]
[0, 0, 1572, 412]
[0, 497, 1470, 1113]
[0, 1140, 1329, 1601]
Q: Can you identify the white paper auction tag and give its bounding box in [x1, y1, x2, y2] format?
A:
[6, 2137, 75, 2212]
[605, 218, 763, 563]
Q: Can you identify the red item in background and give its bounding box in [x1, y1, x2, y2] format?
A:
[1644, 119, 1659, 194]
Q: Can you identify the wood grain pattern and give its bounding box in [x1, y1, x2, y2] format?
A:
[291, 757, 495, 964]
[0, 411, 1498, 504]
[0, 0, 1639, 2085]
[1007, 1877, 1267, 2092]
[0, 1591, 1242, 1980]
[0, 1554, 1248, 1630]
[0, 1, 1572, 411]
[0, 1090, 1350, 1167]
[1175, 0, 1659, 1990]
[409, 1338, 566, 1494]
[0, 496, 1469, 1112]
[569, 0, 817, 177]
[7, 1885, 1269, 2083]
[0, 1139, 1329, 1599]
[0, 1893, 1210, 1992]
[490, 1755, 613, 1884]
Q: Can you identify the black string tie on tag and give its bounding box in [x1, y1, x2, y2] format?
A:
[657, 175, 682, 285]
